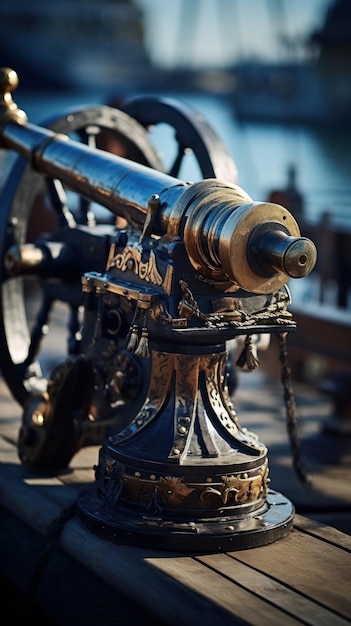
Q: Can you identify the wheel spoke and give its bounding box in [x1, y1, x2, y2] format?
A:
[67, 305, 82, 355]
[46, 177, 76, 228]
[168, 144, 186, 177]
[78, 196, 96, 227]
[75, 126, 98, 226]
[24, 294, 53, 368]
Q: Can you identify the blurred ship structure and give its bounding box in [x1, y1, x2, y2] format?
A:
[227, 0, 351, 127]
[154, 0, 351, 128]
[0, 0, 157, 95]
[2, 0, 350, 129]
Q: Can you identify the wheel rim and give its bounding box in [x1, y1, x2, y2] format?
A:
[121, 95, 238, 182]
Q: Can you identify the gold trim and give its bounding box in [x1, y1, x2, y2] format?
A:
[99, 460, 269, 511]
[107, 244, 163, 286]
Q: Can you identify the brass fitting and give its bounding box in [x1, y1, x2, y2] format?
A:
[0, 68, 27, 145]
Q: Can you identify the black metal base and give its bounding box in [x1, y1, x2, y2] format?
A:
[77, 489, 294, 552]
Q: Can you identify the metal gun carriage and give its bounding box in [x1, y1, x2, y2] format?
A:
[0, 68, 317, 551]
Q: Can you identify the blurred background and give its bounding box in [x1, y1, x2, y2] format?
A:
[1, 0, 350, 387]
[1, 0, 351, 547]
[0, 11, 350, 620]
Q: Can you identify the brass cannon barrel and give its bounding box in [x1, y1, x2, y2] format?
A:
[0, 68, 317, 294]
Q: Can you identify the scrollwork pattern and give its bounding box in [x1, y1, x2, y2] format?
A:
[97, 460, 269, 512]
[108, 245, 163, 285]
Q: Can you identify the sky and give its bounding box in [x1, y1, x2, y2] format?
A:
[134, 0, 334, 69]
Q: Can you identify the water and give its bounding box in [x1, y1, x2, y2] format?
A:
[4, 87, 351, 231]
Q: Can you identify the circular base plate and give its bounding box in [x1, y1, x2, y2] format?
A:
[77, 489, 294, 552]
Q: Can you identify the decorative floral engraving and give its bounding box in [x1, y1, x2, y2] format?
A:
[200, 463, 269, 505]
[108, 244, 162, 285]
[106, 462, 269, 512]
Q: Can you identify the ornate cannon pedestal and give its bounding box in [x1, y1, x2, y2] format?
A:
[78, 342, 293, 551]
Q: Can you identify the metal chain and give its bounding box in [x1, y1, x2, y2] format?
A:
[277, 332, 311, 485]
[26, 499, 78, 600]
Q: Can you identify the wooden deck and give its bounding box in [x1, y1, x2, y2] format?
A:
[1, 365, 350, 625]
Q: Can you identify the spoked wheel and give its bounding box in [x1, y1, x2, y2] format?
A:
[0, 95, 240, 470]
[121, 95, 238, 182]
[0, 104, 163, 407]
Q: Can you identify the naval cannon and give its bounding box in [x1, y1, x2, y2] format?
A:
[0, 68, 316, 551]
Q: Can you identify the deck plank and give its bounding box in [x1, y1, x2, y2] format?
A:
[231, 530, 350, 620]
[196, 552, 349, 626]
[293, 513, 351, 550]
[62, 522, 307, 626]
